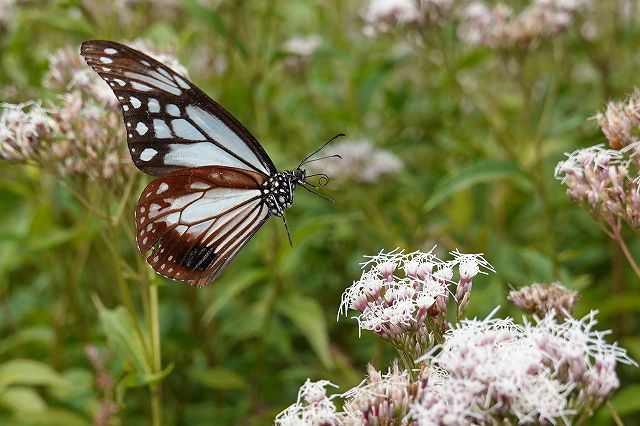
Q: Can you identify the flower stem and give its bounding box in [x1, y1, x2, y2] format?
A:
[149, 282, 162, 426]
[607, 400, 624, 426]
[612, 221, 640, 279]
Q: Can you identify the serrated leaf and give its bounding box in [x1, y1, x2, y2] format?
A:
[277, 294, 333, 369]
[0, 359, 69, 390]
[425, 159, 530, 211]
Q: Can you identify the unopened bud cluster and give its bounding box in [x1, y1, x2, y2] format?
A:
[555, 143, 640, 233]
[508, 281, 579, 317]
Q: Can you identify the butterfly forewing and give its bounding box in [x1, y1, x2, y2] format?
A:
[136, 166, 270, 287]
[80, 40, 276, 177]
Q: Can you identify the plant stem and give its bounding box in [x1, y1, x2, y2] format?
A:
[607, 400, 624, 426]
[611, 221, 640, 279]
[149, 281, 162, 426]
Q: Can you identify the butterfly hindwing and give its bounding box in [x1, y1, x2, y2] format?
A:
[136, 166, 270, 287]
[80, 40, 276, 177]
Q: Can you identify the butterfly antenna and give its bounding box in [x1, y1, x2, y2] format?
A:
[297, 133, 345, 169]
[305, 172, 330, 187]
[302, 154, 343, 165]
[282, 215, 293, 246]
[301, 183, 335, 203]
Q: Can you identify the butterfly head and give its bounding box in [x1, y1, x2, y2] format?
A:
[292, 167, 307, 184]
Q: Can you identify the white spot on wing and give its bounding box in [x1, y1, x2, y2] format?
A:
[157, 182, 169, 194]
[141, 60, 151, 66]
[104, 48, 117, 54]
[132, 81, 152, 91]
[123, 105, 129, 112]
[181, 189, 258, 224]
[164, 142, 253, 170]
[158, 68, 173, 80]
[130, 97, 142, 108]
[215, 203, 265, 250]
[166, 104, 180, 116]
[124, 71, 182, 95]
[174, 75, 190, 89]
[154, 119, 172, 138]
[148, 98, 160, 113]
[149, 70, 176, 87]
[140, 148, 157, 161]
[185, 105, 267, 173]
[190, 182, 210, 190]
[114, 78, 125, 86]
[172, 119, 205, 141]
[136, 122, 149, 135]
[99, 57, 113, 64]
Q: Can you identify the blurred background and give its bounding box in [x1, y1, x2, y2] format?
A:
[1, 0, 640, 424]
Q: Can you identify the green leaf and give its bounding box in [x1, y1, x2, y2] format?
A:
[182, 0, 248, 57]
[188, 367, 247, 391]
[11, 408, 90, 426]
[277, 294, 334, 369]
[0, 359, 69, 390]
[518, 248, 554, 282]
[201, 269, 268, 326]
[355, 60, 397, 115]
[0, 327, 54, 356]
[425, 159, 530, 211]
[0, 386, 46, 413]
[94, 301, 151, 377]
[115, 363, 174, 404]
[598, 295, 640, 318]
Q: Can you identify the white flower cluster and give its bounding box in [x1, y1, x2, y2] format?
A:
[0, 0, 16, 29]
[307, 139, 403, 184]
[339, 248, 493, 349]
[412, 308, 636, 424]
[274, 380, 342, 426]
[363, 0, 454, 35]
[458, 0, 589, 49]
[0, 102, 55, 162]
[281, 34, 322, 73]
[276, 309, 636, 425]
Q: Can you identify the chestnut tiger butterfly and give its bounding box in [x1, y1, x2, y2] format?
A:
[81, 40, 339, 287]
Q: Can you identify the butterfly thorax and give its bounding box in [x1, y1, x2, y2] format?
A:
[260, 170, 305, 217]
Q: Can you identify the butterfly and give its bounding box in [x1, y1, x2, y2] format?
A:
[81, 40, 339, 287]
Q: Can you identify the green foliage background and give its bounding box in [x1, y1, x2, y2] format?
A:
[1, 0, 640, 424]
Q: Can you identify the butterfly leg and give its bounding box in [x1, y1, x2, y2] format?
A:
[282, 215, 293, 247]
